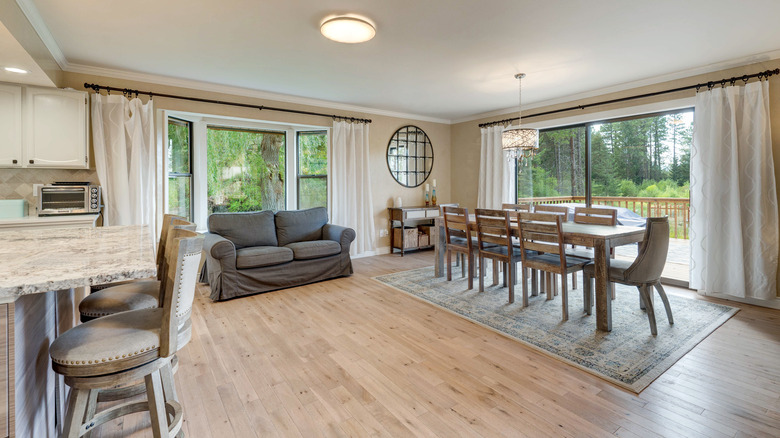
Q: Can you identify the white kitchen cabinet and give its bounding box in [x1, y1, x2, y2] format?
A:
[23, 87, 89, 169]
[0, 84, 22, 167]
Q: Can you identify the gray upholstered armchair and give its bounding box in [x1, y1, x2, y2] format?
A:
[202, 207, 355, 301]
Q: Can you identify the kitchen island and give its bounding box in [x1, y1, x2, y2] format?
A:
[0, 225, 155, 437]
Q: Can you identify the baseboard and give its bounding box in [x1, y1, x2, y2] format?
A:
[701, 291, 780, 310]
[352, 246, 391, 259]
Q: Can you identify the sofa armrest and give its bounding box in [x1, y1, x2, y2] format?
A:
[323, 224, 356, 253]
[203, 232, 236, 261]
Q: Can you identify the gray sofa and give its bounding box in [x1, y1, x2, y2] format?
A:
[202, 207, 355, 301]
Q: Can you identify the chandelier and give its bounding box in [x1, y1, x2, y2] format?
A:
[502, 73, 539, 165]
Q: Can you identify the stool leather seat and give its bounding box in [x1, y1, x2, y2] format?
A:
[79, 280, 160, 319]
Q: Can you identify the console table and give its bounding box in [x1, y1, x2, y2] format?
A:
[388, 206, 440, 255]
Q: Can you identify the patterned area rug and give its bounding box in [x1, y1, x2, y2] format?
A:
[373, 265, 738, 393]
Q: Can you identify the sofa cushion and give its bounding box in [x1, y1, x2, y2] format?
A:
[275, 207, 328, 246]
[208, 210, 277, 249]
[285, 240, 342, 260]
[236, 246, 293, 269]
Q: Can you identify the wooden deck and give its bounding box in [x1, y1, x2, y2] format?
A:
[89, 251, 779, 437]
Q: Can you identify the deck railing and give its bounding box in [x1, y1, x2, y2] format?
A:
[517, 196, 691, 239]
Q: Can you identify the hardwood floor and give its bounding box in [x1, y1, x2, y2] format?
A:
[91, 251, 780, 437]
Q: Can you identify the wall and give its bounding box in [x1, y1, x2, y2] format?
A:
[48, 71, 451, 253]
[450, 59, 780, 298]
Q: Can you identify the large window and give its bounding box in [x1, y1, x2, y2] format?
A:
[297, 131, 328, 209]
[518, 126, 586, 199]
[206, 126, 286, 213]
[167, 118, 193, 220]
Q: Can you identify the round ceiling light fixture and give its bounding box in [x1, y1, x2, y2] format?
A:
[4, 67, 29, 74]
[320, 15, 376, 43]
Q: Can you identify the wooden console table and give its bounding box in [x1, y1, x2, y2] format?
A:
[388, 206, 440, 255]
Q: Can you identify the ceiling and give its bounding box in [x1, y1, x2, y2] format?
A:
[10, 0, 780, 121]
[0, 21, 54, 87]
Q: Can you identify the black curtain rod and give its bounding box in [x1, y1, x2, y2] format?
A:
[479, 68, 780, 128]
[83, 83, 372, 124]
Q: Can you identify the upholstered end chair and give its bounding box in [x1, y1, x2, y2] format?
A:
[203, 207, 355, 301]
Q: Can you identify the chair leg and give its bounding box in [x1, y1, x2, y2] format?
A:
[553, 274, 559, 296]
[492, 260, 499, 286]
[84, 388, 99, 434]
[561, 272, 569, 321]
[446, 250, 452, 281]
[638, 286, 646, 310]
[502, 262, 508, 288]
[521, 267, 529, 307]
[655, 283, 674, 325]
[531, 269, 538, 296]
[639, 285, 658, 336]
[467, 253, 474, 290]
[508, 263, 515, 304]
[455, 253, 461, 267]
[460, 254, 466, 278]
[571, 271, 577, 290]
[145, 369, 169, 438]
[64, 387, 90, 438]
[479, 256, 485, 292]
[583, 272, 591, 315]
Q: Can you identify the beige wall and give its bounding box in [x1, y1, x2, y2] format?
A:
[54, 71, 452, 252]
[450, 59, 780, 297]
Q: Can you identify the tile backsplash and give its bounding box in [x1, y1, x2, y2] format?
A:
[0, 168, 99, 216]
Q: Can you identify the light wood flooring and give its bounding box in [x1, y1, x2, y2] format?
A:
[91, 251, 780, 437]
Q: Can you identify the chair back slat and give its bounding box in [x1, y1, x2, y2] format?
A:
[475, 209, 514, 251]
[156, 214, 185, 274]
[517, 212, 565, 258]
[574, 207, 617, 226]
[624, 217, 669, 283]
[159, 219, 197, 286]
[443, 206, 472, 249]
[160, 229, 203, 358]
[534, 204, 570, 222]
[438, 203, 459, 216]
[502, 203, 532, 212]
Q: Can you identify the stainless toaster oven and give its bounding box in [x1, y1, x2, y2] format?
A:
[38, 184, 101, 216]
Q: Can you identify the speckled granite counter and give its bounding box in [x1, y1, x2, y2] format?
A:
[0, 224, 156, 303]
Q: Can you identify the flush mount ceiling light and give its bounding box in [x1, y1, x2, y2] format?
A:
[320, 16, 376, 43]
[4, 67, 29, 74]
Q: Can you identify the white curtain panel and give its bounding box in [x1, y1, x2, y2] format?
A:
[91, 94, 157, 236]
[690, 80, 778, 300]
[330, 121, 376, 255]
[478, 125, 516, 209]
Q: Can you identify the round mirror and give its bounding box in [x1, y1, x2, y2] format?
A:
[386, 125, 434, 188]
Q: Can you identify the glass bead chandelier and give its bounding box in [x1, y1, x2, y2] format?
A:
[502, 73, 539, 165]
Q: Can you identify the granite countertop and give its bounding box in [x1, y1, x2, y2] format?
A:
[0, 225, 156, 302]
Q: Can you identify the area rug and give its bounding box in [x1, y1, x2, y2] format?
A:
[372, 265, 738, 393]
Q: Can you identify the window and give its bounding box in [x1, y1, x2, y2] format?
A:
[167, 118, 193, 220]
[297, 131, 328, 209]
[517, 126, 586, 199]
[206, 126, 286, 213]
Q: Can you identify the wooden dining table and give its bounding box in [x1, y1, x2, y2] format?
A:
[432, 216, 646, 332]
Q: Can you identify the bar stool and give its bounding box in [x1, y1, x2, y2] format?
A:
[50, 228, 203, 437]
[78, 218, 195, 322]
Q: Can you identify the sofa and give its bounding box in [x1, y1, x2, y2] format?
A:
[202, 207, 356, 301]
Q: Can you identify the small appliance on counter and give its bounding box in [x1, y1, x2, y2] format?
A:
[38, 182, 102, 216]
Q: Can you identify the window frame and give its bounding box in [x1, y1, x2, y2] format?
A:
[166, 117, 194, 221]
[296, 130, 328, 210]
[516, 107, 695, 204]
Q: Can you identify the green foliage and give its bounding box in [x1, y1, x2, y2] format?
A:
[618, 179, 638, 197]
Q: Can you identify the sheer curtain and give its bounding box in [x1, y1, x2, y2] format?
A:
[92, 93, 157, 236]
[478, 125, 516, 208]
[330, 121, 375, 255]
[690, 80, 778, 301]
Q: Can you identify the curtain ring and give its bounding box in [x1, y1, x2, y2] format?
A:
[742, 75, 749, 84]
[707, 81, 713, 90]
[695, 84, 701, 93]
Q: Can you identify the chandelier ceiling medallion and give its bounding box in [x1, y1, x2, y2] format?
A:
[502, 73, 539, 165]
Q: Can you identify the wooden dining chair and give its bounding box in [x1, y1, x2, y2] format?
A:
[534, 204, 569, 219]
[567, 206, 619, 289]
[501, 203, 532, 213]
[439, 203, 463, 267]
[516, 212, 590, 319]
[442, 206, 475, 289]
[474, 209, 526, 304]
[583, 217, 673, 335]
[50, 228, 203, 437]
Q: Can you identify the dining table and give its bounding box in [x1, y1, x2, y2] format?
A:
[432, 216, 646, 332]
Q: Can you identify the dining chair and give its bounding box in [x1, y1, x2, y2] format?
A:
[439, 203, 463, 267]
[531, 204, 570, 291]
[442, 206, 475, 289]
[516, 212, 590, 319]
[567, 206, 618, 290]
[501, 202, 532, 213]
[50, 228, 203, 437]
[582, 217, 673, 335]
[79, 218, 197, 322]
[474, 209, 526, 304]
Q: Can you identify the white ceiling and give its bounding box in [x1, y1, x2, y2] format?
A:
[0, 21, 54, 87]
[15, 0, 780, 121]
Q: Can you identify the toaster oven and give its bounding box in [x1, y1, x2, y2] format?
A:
[38, 184, 101, 216]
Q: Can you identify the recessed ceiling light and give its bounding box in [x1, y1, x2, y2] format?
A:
[320, 16, 376, 43]
[4, 67, 29, 74]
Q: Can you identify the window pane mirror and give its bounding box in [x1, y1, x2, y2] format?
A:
[386, 125, 434, 188]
